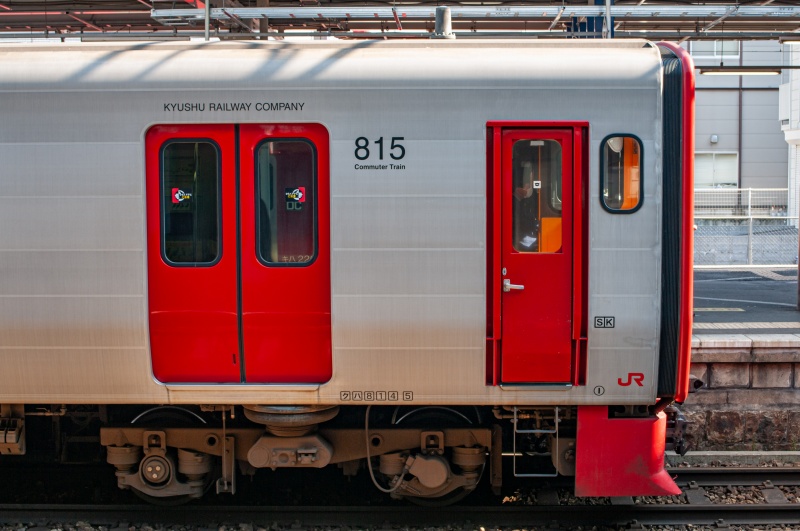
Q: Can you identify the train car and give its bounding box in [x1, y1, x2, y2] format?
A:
[0, 38, 694, 503]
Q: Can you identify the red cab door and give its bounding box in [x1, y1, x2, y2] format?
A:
[146, 124, 331, 384]
[500, 129, 574, 383]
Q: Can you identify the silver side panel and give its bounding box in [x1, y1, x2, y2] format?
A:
[0, 40, 664, 405]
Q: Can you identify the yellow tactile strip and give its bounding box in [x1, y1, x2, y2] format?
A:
[750, 269, 798, 281]
[693, 322, 800, 329]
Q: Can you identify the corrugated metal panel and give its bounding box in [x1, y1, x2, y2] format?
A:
[742, 90, 787, 185]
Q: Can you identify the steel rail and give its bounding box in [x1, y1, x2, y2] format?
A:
[0, 502, 798, 527]
[669, 466, 800, 487]
[0, 466, 799, 526]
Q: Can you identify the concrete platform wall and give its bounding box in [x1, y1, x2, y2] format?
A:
[684, 334, 800, 450]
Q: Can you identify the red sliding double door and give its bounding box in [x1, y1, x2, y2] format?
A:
[145, 124, 331, 384]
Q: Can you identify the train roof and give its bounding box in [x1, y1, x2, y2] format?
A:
[0, 39, 662, 92]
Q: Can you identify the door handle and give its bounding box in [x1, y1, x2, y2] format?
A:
[503, 279, 525, 292]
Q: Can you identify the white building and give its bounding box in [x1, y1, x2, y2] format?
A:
[691, 40, 788, 190]
[691, 41, 795, 266]
[780, 43, 800, 221]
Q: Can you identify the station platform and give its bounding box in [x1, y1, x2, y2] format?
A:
[692, 267, 799, 336]
[685, 268, 799, 453]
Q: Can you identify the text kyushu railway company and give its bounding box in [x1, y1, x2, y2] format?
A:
[163, 102, 305, 112]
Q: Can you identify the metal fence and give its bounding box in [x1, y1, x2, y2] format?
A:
[694, 188, 798, 267]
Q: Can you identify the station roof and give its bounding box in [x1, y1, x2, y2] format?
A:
[2, 0, 800, 41]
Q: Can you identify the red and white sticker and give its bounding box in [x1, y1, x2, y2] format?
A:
[285, 187, 306, 203]
[172, 188, 193, 203]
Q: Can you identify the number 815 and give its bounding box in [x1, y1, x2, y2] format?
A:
[355, 136, 405, 161]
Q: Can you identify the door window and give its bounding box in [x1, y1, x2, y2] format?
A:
[255, 140, 317, 265]
[512, 139, 563, 253]
[161, 141, 221, 265]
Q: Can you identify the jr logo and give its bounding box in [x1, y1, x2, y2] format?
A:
[618, 372, 645, 387]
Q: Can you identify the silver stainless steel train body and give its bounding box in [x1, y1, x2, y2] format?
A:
[0, 39, 692, 501]
[0, 40, 667, 408]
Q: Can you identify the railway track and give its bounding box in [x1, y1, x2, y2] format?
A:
[0, 466, 798, 528]
[0, 501, 798, 528]
[668, 466, 800, 486]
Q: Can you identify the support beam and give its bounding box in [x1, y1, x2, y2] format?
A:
[699, 6, 738, 34]
[186, 0, 205, 10]
[4, 3, 800, 39]
[204, 0, 209, 39]
[222, 8, 252, 32]
[215, 0, 258, 32]
[256, 0, 268, 36]
[391, 6, 402, 31]
[66, 12, 103, 32]
[547, 7, 564, 31]
[150, 5, 800, 26]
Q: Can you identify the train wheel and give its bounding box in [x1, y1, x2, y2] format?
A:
[127, 406, 217, 506]
[404, 482, 477, 507]
[391, 406, 483, 428]
[391, 406, 486, 507]
[129, 405, 208, 427]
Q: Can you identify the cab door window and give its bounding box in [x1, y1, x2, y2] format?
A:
[512, 139, 563, 253]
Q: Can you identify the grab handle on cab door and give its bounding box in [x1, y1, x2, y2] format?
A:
[503, 279, 525, 292]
